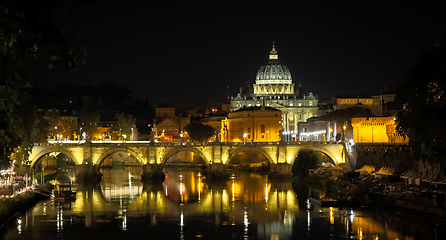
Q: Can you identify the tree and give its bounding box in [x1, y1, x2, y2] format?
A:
[44, 108, 77, 140]
[292, 149, 323, 178]
[109, 113, 134, 140]
[80, 113, 100, 140]
[0, 1, 88, 166]
[396, 36, 446, 165]
[184, 122, 216, 143]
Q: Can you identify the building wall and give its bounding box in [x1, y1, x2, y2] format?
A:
[351, 116, 408, 143]
[155, 107, 175, 119]
[372, 93, 396, 105]
[336, 98, 373, 106]
[222, 107, 282, 142]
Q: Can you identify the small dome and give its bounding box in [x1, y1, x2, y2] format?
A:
[255, 44, 292, 82]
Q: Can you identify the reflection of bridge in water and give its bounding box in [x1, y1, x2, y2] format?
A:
[29, 141, 350, 178]
[32, 170, 395, 239]
[63, 170, 302, 227]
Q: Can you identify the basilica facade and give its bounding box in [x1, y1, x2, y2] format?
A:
[230, 45, 319, 138]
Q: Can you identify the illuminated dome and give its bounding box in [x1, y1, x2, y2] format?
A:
[253, 44, 294, 95]
[255, 46, 292, 82]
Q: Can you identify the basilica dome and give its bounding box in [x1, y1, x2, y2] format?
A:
[255, 45, 292, 82]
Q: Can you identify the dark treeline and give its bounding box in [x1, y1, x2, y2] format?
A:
[30, 82, 154, 119]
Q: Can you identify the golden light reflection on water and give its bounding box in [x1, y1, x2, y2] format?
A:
[5, 168, 436, 240]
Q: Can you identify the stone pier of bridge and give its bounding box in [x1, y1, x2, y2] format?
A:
[29, 141, 349, 181]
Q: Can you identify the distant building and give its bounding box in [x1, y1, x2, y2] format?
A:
[230, 44, 319, 136]
[201, 113, 227, 137]
[333, 94, 380, 115]
[221, 105, 282, 142]
[153, 102, 190, 141]
[297, 117, 328, 142]
[333, 92, 399, 116]
[351, 116, 408, 143]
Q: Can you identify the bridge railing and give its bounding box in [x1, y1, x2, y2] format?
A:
[34, 142, 86, 147]
[34, 140, 343, 147]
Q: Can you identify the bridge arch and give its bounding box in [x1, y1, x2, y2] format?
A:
[96, 148, 145, 166]
[289, 145, 347, 166]
[227, 146, 274, 165]
[161, 146, 210, 165]
[31, 148, 81, 168]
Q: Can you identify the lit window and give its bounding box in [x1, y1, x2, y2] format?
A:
[289, 102, 293, 106]
[309, 101, 313, 106]
[298, 103, 302, 106]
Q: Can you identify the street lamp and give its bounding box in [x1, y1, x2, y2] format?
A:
[243, 133, 247, 143]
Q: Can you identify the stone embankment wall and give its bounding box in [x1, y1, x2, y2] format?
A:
[353, 143, 415, 172]
[351, 143, 443, 174]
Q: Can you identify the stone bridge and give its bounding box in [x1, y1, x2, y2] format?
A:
[29, 141, 349, 179]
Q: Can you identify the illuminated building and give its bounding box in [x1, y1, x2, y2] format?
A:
[334, 92, 398, 116]
[334, 94, 379, 114]
[351, 116, 408, 143]
[154, 102, 190, 141]
[201, 113, 227, 139]
[221, 105, 282, 142]
[297, 117, 328, 142]
[230, 44, 319, 136]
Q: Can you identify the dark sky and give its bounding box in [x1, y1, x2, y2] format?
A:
[26, 2, 445, 108]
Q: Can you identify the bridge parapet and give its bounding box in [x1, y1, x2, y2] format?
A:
[29, 141, 351, 181]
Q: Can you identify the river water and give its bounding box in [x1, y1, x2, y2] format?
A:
[1, 167, 446, 240]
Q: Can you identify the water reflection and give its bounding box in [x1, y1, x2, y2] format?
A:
[1, 168, 445, 240]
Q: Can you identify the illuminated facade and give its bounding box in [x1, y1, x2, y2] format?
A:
[334, 92, 398, 116]
[351, 116, 408, 143]
[221, 105, 282, 142]
[230, 44, 319, 135]
[154, 102, 190, 141]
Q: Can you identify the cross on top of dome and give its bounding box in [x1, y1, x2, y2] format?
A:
[269, 42, 278, 59]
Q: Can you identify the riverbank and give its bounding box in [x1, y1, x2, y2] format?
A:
[302, 173, 446, 219]
[0, 191, 50, 229]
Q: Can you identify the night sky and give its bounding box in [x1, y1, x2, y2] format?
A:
[25, 2, 445, 108]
